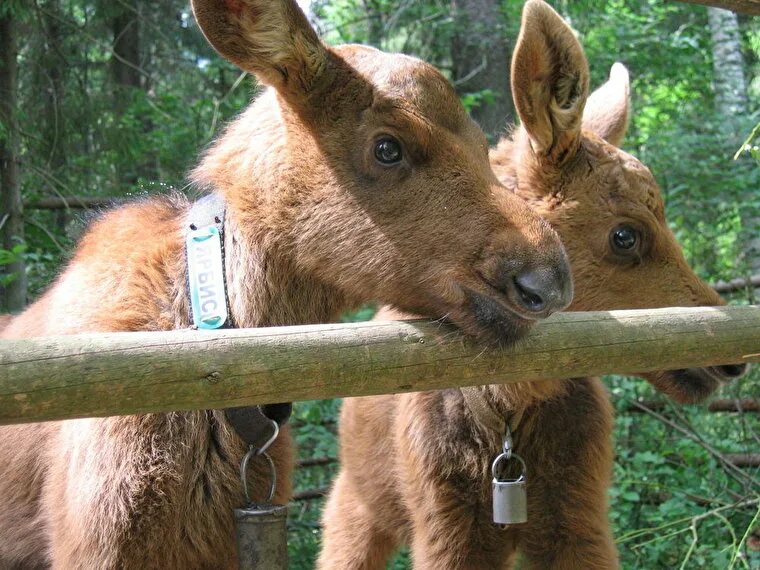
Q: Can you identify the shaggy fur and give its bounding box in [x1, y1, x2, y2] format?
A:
[0, 1, 574, 568]
[318, 2, 747, 569]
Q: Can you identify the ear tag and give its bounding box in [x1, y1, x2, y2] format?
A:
[187, 225, 228, 330]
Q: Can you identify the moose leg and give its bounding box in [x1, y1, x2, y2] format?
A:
[43, 413, 271, 570]
[318, 471, 399, 570]
[400, 451, 518, 570]
[516, 378, 619, 570]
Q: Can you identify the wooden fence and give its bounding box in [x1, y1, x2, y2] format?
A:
[0, 305, 758, 425]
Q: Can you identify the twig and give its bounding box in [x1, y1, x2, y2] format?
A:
[208, 71, 248, 138]
[292, 487, 329, 502]
[26, 219, 66, 253]
[728, 500, 760, 569]
[453, 55, 487, 87]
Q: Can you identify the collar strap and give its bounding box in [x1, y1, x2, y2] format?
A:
[460, 386, 523, 435]
[224, 403, 293, 451]
[186, 194, 291, 447]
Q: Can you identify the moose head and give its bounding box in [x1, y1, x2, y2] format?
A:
[190, 0, 573, 344]
[492, 0, 748, 401]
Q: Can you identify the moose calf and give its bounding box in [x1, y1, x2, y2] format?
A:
[319, 1, 749, 569]
[0, 0, 574, 568]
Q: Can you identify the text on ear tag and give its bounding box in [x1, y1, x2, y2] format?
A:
[187, 225, 228, 329]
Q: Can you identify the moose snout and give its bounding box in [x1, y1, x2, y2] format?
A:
[491, 257, 573, 320]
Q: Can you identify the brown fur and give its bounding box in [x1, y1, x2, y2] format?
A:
[0, 1, 573, 568]
[318, 2, 747, 568]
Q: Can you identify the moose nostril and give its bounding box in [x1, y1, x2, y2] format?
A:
[513, 275, 546, 313]
[716, 363, 749, 379]
[509, 265, 573, 317]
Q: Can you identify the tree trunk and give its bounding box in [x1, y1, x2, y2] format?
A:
[39, 0, 69, 232]
[450, 0, 513, 139]
[110, 0, 142, 189]
[707, 8, 758, 284]
[0, 12, 27, 313]
[111, 1, 141, 98]
[708, 8, 748, 122]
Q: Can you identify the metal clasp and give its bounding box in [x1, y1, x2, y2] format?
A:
[240, 419, 279, 504]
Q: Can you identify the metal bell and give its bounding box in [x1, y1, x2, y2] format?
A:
[234, 429, 289, 570]
[491, 444, 528, 526]
[234, 503, 288, 569]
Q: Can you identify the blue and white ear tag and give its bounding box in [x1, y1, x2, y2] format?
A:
[187, 225, 228, 329]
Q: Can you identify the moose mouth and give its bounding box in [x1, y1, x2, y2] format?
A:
[459, 286, 535, 347]
[647, 364, 749, 404]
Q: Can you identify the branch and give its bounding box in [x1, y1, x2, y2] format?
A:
[0, 306, 759, 425]
[296, 456, 336, 468]
[625, 398, 760, 413]
[675, 0, 760, 16]
[24, 196, 126, 210]
[712, 274, 760, 293]
[292, 487, 329, 502]
[724, 453, 760, 468]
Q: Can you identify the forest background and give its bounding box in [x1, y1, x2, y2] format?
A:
[0, 0, 758, 568]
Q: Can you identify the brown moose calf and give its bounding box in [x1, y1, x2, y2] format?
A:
[0, 0, 574, 568]
[319, 1, 749, 569]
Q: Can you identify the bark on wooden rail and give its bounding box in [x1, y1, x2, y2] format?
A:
[0, 306, 758, 425]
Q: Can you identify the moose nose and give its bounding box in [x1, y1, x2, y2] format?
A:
[713, 363, 750, 379]
[510, 265, 573, 319]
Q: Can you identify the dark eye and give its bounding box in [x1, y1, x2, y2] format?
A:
[374, 136, 402, 165]
[610, 225, 639, 253]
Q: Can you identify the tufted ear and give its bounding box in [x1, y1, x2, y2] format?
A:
[192, 0, 330, 104]
[511, 0, 589, 163]
[582, 63, 630, 148]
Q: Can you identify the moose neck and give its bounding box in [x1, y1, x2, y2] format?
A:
[221, 210, 353, 328]
[480, 135, 588, 415]
[191, 92, 357, 328]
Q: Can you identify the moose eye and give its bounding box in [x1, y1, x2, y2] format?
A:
[610, 225, 639, 253]
[374, 136, 403, 165]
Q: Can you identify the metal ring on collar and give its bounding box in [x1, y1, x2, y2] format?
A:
[240, 446, 277, 504]
[491, 451, 527, 483]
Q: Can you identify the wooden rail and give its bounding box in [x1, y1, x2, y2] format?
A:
[0, 306, 758, 425]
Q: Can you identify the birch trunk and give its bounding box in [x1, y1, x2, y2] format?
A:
[707, 7, 759, 283]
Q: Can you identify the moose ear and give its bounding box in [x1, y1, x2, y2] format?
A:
[582, 63, 630, 147]
[511, 0, 589, 162]
[192, 0, 329, 102]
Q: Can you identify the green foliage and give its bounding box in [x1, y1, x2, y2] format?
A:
[608, 375, 759, 569]
[460, 89, 496, 114]
[0, 244, 26, 287]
